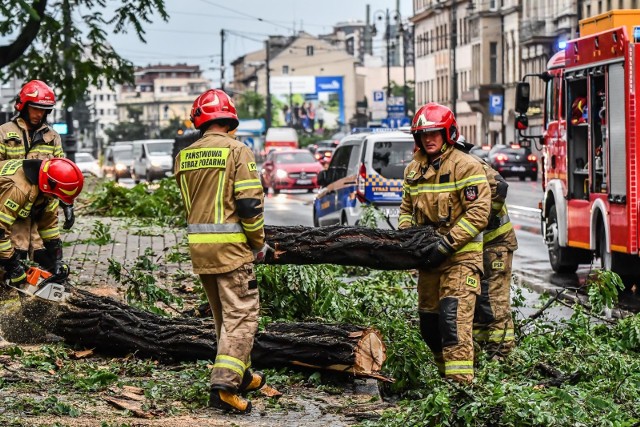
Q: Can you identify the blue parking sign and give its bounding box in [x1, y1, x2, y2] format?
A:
[489, 94, 503, 115]
[373, 91, 385, 102]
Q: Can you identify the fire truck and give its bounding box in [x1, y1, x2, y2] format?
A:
[515, 10, 640, 276]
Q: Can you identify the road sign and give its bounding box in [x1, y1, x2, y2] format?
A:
[489, 94, 504, 115]
[382, 117, 411, 128]
[373, 91, 385, 102]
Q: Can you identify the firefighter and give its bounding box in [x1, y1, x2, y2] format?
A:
[0, 80, 73, 275]
[0, 158, 83, 290]
[398, 103, 491, 383]
[174, 89, 269, 414]
[456, 136, 518, 358]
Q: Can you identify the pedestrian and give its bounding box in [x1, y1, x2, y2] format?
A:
[0, 158, 83, 292]
[306, 102, 315, 131]
[174, 89, 270, 414]
[456, 136, 518, 359]
[398, 102, 491, 383]
[316, 103, 325, 130]
[0, 80, 73, 274]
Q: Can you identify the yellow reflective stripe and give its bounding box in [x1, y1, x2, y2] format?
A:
[46, 199, 59, 212]
[0, 240, 11, 251]
[53, 146, 64, 157]
[405, 175, 488, 195]
[0, 211, 16, 225]
[188, 233, 247, 244]
[474, 329, 515, 342]
[234, 179, 262, 192]
[398, 214, 413, 226]
[213, 355, 246, 377]
[179, 175, 191, 214]
[456, 241, 482, 254]
[215, 171, 225, 224]
[10, 271, 26, 284]
[241, 217, 264, 232]
[491, 201, 504, 210]
[458, 218, 479, 237]
[444, 360, 474, 375]
[39, 227, 60, 239]
[5, 146, 25, 156]
[484, 221, 513, 242]
[30, 145, 55, 154]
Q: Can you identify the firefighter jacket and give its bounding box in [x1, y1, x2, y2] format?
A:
[0, 118, 64, 161]
[0, 160, 59, 260]
[174, 130, 265, 275]
[478, 159, 518, 251]
[399, 146, 491, 266]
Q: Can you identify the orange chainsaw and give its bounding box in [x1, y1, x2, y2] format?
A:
[10, 265, 70, 302]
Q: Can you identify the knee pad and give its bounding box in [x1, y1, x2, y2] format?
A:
[419, 312, 442, 353]
[474, 279, 495, 325]
[439, 297, 459, 348]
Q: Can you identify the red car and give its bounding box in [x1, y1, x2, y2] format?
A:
[260, 149, 323, 194]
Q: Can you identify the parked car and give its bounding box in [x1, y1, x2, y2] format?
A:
[260, 149, 323, 194]
[314, 146, 335, 167]
[131, 139, 174, 183]
[313, 129, 415, 229]
[308, 139, 339, 155]
[102, 144, 134, 182]
[74, 152, 102, 178]
[488, 144, 538, 181]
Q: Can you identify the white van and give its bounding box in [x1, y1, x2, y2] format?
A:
[263, 127, 299, 156]
[131, 139, 175, 183]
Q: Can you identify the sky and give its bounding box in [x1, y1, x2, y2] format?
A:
[107, 0, 414, 85]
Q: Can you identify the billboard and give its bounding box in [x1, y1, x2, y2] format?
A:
[270, 76, 344, 130]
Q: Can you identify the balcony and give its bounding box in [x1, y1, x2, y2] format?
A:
[462, 83, 504, 116]
[520, 20, 555, 46]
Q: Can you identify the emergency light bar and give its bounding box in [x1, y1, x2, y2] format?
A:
[351, 127, 411, 134]
[634, 26, 640, 43]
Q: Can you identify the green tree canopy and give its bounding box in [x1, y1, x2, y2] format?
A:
[0, 0, 168, 107]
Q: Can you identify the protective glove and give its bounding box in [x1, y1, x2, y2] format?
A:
[252, 243, 273, 263]
[487, 214, 501, 230]
[1, 252, 27, 286]
[421, 238, 454, 269]
[53, 261, 70, 280]
[62, 204, 75, 230]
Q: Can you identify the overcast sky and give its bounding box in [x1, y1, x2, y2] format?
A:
[107, 0, 413, 85]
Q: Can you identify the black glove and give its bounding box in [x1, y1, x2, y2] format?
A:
[422, 238, 454, 269]
[53, 261, 70, 280]
[62, 204, 75, 230]
[1, 252, 27, 286]
[487, 214, 501, 230]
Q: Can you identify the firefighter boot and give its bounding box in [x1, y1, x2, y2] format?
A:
[209, 388, 252, 414]
[239, 369, 266, 393]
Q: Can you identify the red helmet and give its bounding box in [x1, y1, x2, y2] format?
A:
[411, 102, 458, 145]
[38, 158, 84, 205]
[15, 80, 56, 112]
[190, 89, 239, 131]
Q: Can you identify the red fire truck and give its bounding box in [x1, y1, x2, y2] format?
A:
[515, 10, 640, 276]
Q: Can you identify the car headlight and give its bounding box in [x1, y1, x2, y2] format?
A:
[275, 169, 288, 179]
[115, 163, 126, 171]
[151, 160, 161, 167]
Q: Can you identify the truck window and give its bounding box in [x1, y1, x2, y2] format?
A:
[545, 77, 560, 127]
[372, 140, 414, 179]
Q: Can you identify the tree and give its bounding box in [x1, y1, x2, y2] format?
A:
[104, 107, 148, 141]
[389, 80, 416, 116]
[0, 0, 168, 107]
[235, 91, 265, 120]
[158, 117, 184, 139]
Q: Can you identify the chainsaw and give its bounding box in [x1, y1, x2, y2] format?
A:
[6, 265, 71, 302]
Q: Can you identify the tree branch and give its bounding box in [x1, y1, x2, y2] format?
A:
[0, 0, 48, 68]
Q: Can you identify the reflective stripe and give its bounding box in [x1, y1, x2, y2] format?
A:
[10, 271, 26, 284]
[5, 146, 25, 156]
[53, 147, 64, 157]
[484, 221, 513, 243]
[179, 175, 191, 214]
[491, 201, 503, 210]
[0, 211, 16, 225]
[0, 240, 11, 251]
[398, 214, 413, 227]
[215, 171, 225, 224]
[234, 179, 262, 192]
[30, 145, 55, 154]
[458, 218, 480, 238]
[474, 328, 515, 342]
[405, 174, 488, 195]
[456, 241, 482, 254]
[188, 233, 247, 244]
[46, 199, 59, 212]
[242, 218, 264, 232]
[444, 360, 474, 375]
[187, 223, 243, 233]
[213, 355, 247, 377]
[39, 227, 60, 239]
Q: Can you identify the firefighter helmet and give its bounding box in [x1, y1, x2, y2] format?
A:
[15, 80, 56, 112]
[190, 89, 239, 131]
[411, 102, 458, 145]
[571, 96, 587, 124]
[38, 158, 84, 205]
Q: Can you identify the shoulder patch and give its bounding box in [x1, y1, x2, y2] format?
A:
[247, 162, 257, 172]
[407, 170, 417, 178]
[6, 132, 20, 140]
[4, 199, 19, 212]
[466, 276, 478, 288]
[464, 185, 478, 201]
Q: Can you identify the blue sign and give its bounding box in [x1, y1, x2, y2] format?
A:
[373, 91, 385, 102]
[244, 137, 254, 149]
[52, 122, 68, 135]
[315, 76, 342, 92]
[382, 117, 411, 128]
[489, 94, 504, 115]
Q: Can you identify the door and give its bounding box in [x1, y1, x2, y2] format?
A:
[315, 144, 355, 225]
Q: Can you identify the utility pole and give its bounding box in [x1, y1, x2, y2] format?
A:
[220, 29, 225, 91]
[385, 9, 391, 100]
[62, 0, 76, 162]
[265, 40, 272, 129]
[450, 2, 457, 117]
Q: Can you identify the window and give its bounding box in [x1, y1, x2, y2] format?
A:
[282, 65, 289, 75]
[490, 42, 498, 83]
[306, 46, 314, 56]
[328, 145, 353, 180]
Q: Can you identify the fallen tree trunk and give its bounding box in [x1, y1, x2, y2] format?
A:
[23, 288, 389, 380]
[264, 225, 438, 270]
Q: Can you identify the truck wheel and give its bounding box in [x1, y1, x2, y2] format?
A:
[545, 205, 579, 274]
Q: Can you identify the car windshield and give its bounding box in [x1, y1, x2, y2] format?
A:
[75, 153, 94, 162]
[372, 140, 415, 179]
[113, 149, 133, 160]
[276, 152, 316, 164]
[147, 143, 173, 155]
